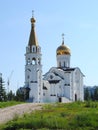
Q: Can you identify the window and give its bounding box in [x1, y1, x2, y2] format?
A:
[33, 47, 35, 52]
[75, 94, 77, 101]
[50, 75, 53, 79]
[32, 58, 36, 65]
[64, 61, 65, 67]
[27, 75, 29, 79]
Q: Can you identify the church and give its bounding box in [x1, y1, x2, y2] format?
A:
[24, 15, 84, 103]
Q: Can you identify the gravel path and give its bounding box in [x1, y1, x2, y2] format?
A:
[0, 103, 43, 124]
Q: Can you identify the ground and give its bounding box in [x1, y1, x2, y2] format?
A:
[0, 103, 42, 124]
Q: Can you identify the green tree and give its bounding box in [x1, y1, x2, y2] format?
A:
[25, 87, 30, 100]
[15, 87, 30, 101]
[91, 91, 94, 101]
[93, 87, 98, 101]
[0, 74, 7, 101]
[7, 90, 15, 101]
[15, 89, 25, 101]
[84, 88, 90, 101]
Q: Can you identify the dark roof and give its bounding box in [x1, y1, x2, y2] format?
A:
[65, 68, 75, 71]
[57, 67, 76, 72]
[48, 80, 60, 84]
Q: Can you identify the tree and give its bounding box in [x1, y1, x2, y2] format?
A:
[0, 73, 7, 101]
[15, 89, 25, 101]
[93, 87, 98, 101]
[91, 91, 94, 101]
[25, 87, 30, 100]
[7, 90, 15, 101]
[84, 88, 90, 101]
[15, 87, 30, 101]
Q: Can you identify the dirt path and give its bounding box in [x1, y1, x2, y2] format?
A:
[0, 103, 43, 124]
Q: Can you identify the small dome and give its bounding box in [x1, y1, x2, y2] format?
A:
[56, 43, 71, 55]
[31, 17, 36, 23]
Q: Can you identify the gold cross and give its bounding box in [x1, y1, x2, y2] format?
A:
[62, 33, 65, 42]
[32, 10, 34, 18]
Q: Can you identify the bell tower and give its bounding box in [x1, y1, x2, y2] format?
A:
[25, 14, 43, 102]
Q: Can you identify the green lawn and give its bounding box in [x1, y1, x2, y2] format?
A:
[0, 101, 98, 130]
[0, 101, 23, 108]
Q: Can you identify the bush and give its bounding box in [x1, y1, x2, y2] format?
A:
[1, 102, 98, 130]
[85, 101, 97, 108]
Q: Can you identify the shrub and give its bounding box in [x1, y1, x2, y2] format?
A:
[1, 102, 98, 130]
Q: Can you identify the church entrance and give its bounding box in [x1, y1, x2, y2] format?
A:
[59, 97, 62, 102]
[75, 94, 77, 101]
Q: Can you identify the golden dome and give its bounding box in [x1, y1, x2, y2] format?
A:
[56, 41, 71, 55]
[31, 17, 36, 24]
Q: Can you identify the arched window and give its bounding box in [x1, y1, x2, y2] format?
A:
[27, 75, 30, 79]
[75, 94, 77, 101]
[33, 47, 35, 52]
[32, 58, 36, 65]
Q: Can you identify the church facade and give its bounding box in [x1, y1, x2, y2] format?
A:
[25, 16, 84, 103]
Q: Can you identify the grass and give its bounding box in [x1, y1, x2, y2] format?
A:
[0, 101, 98, 130]
[0, 101, 23, 108]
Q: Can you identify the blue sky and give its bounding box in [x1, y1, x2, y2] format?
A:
[0, 0, 98, 92]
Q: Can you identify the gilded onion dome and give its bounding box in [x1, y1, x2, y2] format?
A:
[28, 15, 38, 48]
[56, 36, 71, 55]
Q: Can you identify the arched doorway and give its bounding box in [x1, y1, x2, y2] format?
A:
[75, 94, 77, 101]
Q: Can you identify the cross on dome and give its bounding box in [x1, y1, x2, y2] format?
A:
[32, 10, 34, 18]
[62, 33, 65, 45]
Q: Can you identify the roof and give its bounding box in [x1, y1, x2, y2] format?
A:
[57, 67, 75, 72]
[28, 17, 38, 49]
[64, 68, 75, 71]
[56, 39, 71, 55]
[48, 80, 60, 84]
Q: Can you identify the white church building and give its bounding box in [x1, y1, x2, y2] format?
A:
[25, 15, 84, 103]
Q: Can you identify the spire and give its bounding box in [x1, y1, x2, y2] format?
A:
[28, 11, 38, 48]
[62, 33, 64, 45]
